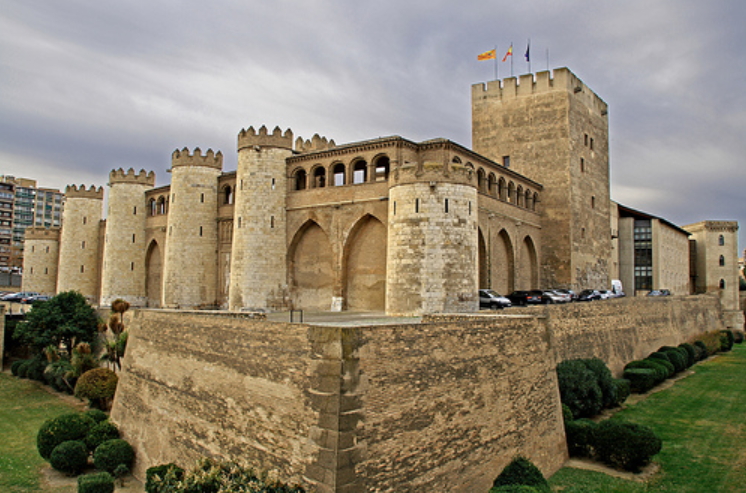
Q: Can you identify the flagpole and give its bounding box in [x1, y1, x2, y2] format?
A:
[526, 38, 531, 74]
[546, 48, 549, 71]
[510, 42, 514, 77]
[494, 44, 498, 80]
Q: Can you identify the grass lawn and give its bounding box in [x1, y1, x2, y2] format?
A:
[549, 342, 746, 492]
[0, 371, 83, 493]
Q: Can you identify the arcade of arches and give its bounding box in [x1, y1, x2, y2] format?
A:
[478, 228, 539, 294]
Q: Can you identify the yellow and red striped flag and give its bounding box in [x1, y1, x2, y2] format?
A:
[502, 45, 513, 62]
[477, 49, 496, 61]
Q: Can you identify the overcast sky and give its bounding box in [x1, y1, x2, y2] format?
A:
[1, 1, 744, 250]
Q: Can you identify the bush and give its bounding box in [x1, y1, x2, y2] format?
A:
[556, 360, 603, 419]
[662, 349, 687, 372]
[38, 413, 96, 460]
[93, 439, 134, 474]
[16, 359, 32, 378]
[493, 456, 550, 493]
[44, 360, 77, 393]
[622, 368, 658, 393]
[85, 409, 109, 424]
[612, 378, 631, 405]
[581, 358, 617, 409]
[694, 340, 709, 359]
[10, 359, 25, 376]
[734, 331, 745, 344]
[78, 472, 115, 493]
[561, 404, 573, 425]
[85, 421, 120, 452]
[593, 420, 662, 471]
[145, 463, 185, 493]
[490, 486, 541, 493]
[75, 368, 118, 410]
[648, 351, 671, 364]
[565, 418, 597, 457]
[50, 440, 89, 475]
[645, 357, 674, 378]
[678, 343, 697, 367]
[720, 330, 735, 352]
[624, 359, 668, 383]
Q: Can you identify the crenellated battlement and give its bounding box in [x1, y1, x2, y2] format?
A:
[170, 147, 223, 170]
[108, 168, 156, 187]
[472, 67, 607, 114]
[295, 134, 336, 153]
[65, 184, 104, 199]
[237, 125, 294, 151]
[24, 226, 60, 241]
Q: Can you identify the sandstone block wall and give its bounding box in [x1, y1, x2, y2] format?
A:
[21, 227, 60, 295]
[57, 195, 103, 302]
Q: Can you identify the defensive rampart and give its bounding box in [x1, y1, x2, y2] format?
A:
[111, 295, 725, 492]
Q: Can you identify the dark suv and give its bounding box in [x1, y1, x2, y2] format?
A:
[507, 290, 543, 306]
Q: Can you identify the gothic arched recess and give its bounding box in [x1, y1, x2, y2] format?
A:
[478, 228, 488, 289]
[519, 235, 539, 290]
[493, 229, 515, 294]
[343, 214, 386, 310]
[145, 240, 162, 308]
[288, 221, 334, 309]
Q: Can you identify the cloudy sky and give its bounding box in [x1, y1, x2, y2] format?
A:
[1, 1, 744, 250]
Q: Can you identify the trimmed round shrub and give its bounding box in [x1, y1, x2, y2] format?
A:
[556, 360, 603, 419]
[37, 413, 96, 460]
[720, 330, 735, 352]
[78, 472, 115, 493]
[662, 349, 687, 372]
[561, 404, 573, 425]
[622, 368, 657, 393]
[593, 420, 662, 471]
[49, 440, 89, 475]
[93, 439, 134, 474]
[17, 359, 33, 379]
[492, 456, 550, 493]
[85, 421, 120, 452]
[678, 343, 697, 366]
[625, 359, 669, 383]
[734, 331, 745, 344]
[645, 357, 674, 378]
[490, 486, 541, 493]
[145, 463, 185, 493]
[581, 358, 616, 409]
[565, 418, 597, 457]
[694, 340, 709, 359]
[612, 378, 631, 405]
[75, 368, 118, 410]
[648, 351, 671, 363]
[10, 359, 24, 376]
[85, 409, 109, 424]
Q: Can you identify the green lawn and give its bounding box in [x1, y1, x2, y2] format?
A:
[0, 372, 82, 493]
[549, 343, 746, 492]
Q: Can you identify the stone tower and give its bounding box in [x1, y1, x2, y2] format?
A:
[56, 185, 104, 303]
[162, 148, 222, 309]
[229, 126, 293, 311]
[472, 68, 611, 290]
[100, 169, 155, 307]
[21, 227, 60, 296]
[386, 151, 479, 316]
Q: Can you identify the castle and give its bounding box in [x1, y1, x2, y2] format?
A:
[21, 67, 742, 325]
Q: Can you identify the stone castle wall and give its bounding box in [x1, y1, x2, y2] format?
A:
[111, 295, 723, 492]
[21, 227, 60, 295]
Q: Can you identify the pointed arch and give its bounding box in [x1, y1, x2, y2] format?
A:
[343, 214, 387, 310]
[478, 227, 489, 289]
[145, 240, 162, 307]
[518, 235, 539, 290]
[493, 229, 515, 294]
[288, 220, 334, 309]
[477, 168, 486, 193]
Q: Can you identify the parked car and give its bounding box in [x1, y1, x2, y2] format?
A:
[553, 288, 577, 301]
[507, 290, 544, 306]
[647, 289, 671, 296]
[577, 289, 602, 302]
[598, 290, 613, 300]
[21, 294, 50, 304]
[479, 289, 512, 309]
[541, 290, 566, 304]
[548, 289, 572, 303]
[1, 291, 38, 302]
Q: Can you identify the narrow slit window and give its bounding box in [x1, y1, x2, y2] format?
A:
[415, 198, 420, 213]
[132, 234, 136, 243]
[445, 198, 449, 213]
[130, 262, 134, 271]
[133, 206, 137, 215]
[199, 226, 203, 237]
[270, 216, 275, 229]
[200, 193, 204, 203]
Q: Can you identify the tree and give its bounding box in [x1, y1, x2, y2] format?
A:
[14, 291, 99, 356]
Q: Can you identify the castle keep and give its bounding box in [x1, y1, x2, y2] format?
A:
[21, 67, 741, 322]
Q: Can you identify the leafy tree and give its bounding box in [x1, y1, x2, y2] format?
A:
[14, 291, 99, 356]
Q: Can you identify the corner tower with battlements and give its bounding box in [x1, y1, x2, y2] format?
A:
[100, 169, 155, 307]
[22, 226, 60, 296]
[162, 148, 222, 309]
[56, 185, 104, 303]
[229, 126, 294, 311]
[472, 68, 611, 290]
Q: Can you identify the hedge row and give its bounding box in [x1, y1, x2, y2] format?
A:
[566, 419, 662, 472]
[556, 358, 629, 419]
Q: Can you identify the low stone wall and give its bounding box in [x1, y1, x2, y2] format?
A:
[112, 295, 723, 492]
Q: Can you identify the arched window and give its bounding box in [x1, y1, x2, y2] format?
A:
[488, 173, 497, 196]
[332, 163, 346, 186]
[313, 166, 326, 188]
[148, 198, 156, 216]
[532, 192, 539, 211]
[477, 169, 486, 193]
[508, 182, 516, 204]
[222, 186, 234, 204]
[719, 255, 725, 266]
[157, 196, 167, 214]
[498, 177, 507, 201]
[719, 234, 725, 246]
[294, 169, 307, 191]
[451, 156, 462, 164]
[517, 185, 524, 207]
[352, 160, 367, 184]
[720, 279, 726, 289]
[374, 156, 390, 182]
[525, 189, 533, 209]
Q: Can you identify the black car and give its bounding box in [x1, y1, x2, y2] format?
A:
[507, 290, 543, 306]
[1, 291, 39, 302]
[479, 289, 512, 309]
[577, 289, 602, 301]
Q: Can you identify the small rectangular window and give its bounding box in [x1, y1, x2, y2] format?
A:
[80, 265, 85, 273]
[200, 193, 204, 203]
[199, 226, 203, 237]
[132, 234, 136, 243]
[415, 198, 420, 213]
[590, 138, 594, 150]
[130, 262, 134, 271]
[445, 198, 449, 213]
[502, 156, 510, 168]
[81, 241, 85, 249]
[393, 201, 396, 215]
[133, 206, 137, 215]
[270, 216, 275, 229]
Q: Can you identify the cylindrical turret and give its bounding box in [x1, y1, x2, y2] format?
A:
[386, 160, 479, 316]
[100, 168, 155, 307]
[161, 148, 222, 308]
[56, 185, 104, 303]
[22, 227, 60, 296]
[229, 125, 293, 311]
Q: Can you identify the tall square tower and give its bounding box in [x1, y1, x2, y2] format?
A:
[472, 68, 611, 289]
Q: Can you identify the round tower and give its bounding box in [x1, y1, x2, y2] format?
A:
[386, 158, 479, 316]
[22, 227, 60, 296]
[228, 125, 293, 311]
[161, 147, 222, 309]
[56, 185, 104, 304]
[100, 168, 155, 307]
